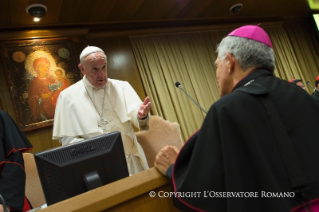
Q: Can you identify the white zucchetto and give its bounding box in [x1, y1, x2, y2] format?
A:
[79, 46, 105, 60]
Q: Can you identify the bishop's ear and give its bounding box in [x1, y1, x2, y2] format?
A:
[225, 52, 235, 73]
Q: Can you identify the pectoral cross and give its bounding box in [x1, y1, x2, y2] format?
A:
[98, 117, 109, 132]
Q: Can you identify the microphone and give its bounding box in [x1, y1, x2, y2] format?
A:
[175, 82, 181, 88]
[306, 81, 319, 93]
[175, 81, 207, 114]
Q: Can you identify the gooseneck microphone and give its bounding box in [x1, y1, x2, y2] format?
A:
[306, 81, 319, 93]
[175, 81, 207, 114]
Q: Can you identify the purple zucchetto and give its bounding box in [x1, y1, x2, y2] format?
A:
[228, 25, 273, 48]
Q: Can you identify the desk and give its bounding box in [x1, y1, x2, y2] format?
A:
[39, 167, 180, 212]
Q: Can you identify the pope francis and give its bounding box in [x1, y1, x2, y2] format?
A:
[52, 46, 151, 175]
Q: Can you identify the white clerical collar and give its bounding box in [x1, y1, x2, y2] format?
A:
[83, 75, 109, 93]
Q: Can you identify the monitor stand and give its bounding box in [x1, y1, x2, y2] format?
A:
[83, 171, 103, 191]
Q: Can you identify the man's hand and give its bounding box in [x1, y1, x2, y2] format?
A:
[138, 96, 151, 119]
[0, 204, 10, 212]
[154, 145, 179, 175]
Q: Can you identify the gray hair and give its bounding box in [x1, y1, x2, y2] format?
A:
[216, 36, 275, 73]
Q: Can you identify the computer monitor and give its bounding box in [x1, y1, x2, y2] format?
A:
[34, 131, 129, 206]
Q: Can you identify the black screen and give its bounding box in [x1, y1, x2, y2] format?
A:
[34, 131, 129, 205]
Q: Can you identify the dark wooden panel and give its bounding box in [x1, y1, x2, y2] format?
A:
[234, 1, 281, 17]
[0, 0, 312, 32]
[119, 0, 146, 21]
[268, 0, 310, 16]
[133, 0, 164, 20]
[175, 0, 208, 19]
[24, 126, 60, 154]
[205, 0, 310, 18]
[183, 0, 215, 19]
[104, 184, 178, 212]
[10, 0, 36, 25]
[0, 0, 10, 26]
[199, 0, 244, 18]
[90, 0, 118, 22]
[10, 0, 63, 25]
[0, 60, 16, 119]
[37, 0, 64, 24]
[59, 0, 81, 23]
[74, 0, 100, 23]
[149, 0, 179, 20]
[106, 0, 146, 21]
[164, 0, 192, 19]
[0, 29, 88, 41]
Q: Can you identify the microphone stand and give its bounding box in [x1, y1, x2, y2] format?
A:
[177, 85, 207, 114]
[306, 81, 319, 93]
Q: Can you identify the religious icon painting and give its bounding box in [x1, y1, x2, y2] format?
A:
[0, 38, 82, 131]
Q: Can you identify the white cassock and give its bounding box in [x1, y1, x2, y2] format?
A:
[52, 75, 150, 175]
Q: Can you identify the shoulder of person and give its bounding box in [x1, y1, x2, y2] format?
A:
[60, 80, 83, 96]
[108, 78, 127, 84]
[235, 80, 269, 95]
[212, 83, 268, 111]
[108, 78, 132, 88]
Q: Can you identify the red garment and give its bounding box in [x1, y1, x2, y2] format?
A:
[28, 76, 56, 121]
[292, 198, 319, 212]
[22, 197, 31, 212]
[10, 197, 32, 212]
[52, 77, 70, 106]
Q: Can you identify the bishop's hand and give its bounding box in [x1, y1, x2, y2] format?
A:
[154, 145, 179, 175]
[138, 96, 151, 119]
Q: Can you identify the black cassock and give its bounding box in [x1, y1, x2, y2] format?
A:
[0, 110, 33, 212]
[311, 90, 319, 103]
[167, 69, 319, 212]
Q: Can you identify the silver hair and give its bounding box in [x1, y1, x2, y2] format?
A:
[80, 52, 107, 66]
[216, 36, 275, 73]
